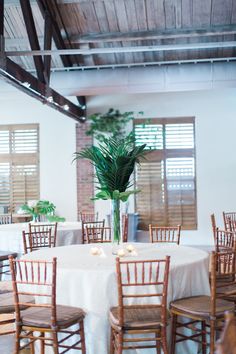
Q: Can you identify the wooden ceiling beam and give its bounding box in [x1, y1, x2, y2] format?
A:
[19, 0, 46, 84]
[43, 10, 52, 84]
[36, 0, 86, 111]
[36, 0, 73, 68]
[0, 0, 4, 53]
[70, 25, 236, 44]
[6, 40, 236, 56]
[0, 56, 85, 122]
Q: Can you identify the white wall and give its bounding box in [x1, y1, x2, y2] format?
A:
[87, 88, 236, 245]
[0, 88, 78, 221]
[1, 82, 236, 245]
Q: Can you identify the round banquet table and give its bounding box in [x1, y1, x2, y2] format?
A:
[0, 222, 82, 254]
[23, 243, 210, 354]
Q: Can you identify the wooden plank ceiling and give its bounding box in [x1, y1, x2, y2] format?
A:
[3, 0, 236, 71]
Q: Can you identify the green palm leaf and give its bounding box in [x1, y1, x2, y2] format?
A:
[74, 134, 146, 200]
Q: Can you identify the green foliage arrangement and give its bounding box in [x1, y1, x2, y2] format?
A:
[20, 200, 65, 222]
[73, 133, 146, 202]
[86, 108, 143, 142]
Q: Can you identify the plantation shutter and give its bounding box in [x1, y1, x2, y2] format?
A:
[0, 124, 39, 213]
[135, 118, 197, 230]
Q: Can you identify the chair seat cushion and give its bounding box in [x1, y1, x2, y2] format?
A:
[0, 293, 34, 314]
[170, 295, 234, 318]
[109, 305, 167, 329]
[21, 305, 85, 328]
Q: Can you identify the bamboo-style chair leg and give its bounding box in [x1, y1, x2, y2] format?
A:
[14, 326, 21, 354]
[156, 339, 161, 354]
[210, 320, 215, 354]
[52, 331, 59, 354]
[117, 332, 123, 354]
[30, 339, 35, 354]
[40, 332, 45, 354]
[109, 328, 115, 354]
[170, 314, 177, 354]
[201, 321, 206, 354]
[79, 320, 86, 354]
[161, 326, 168, 354]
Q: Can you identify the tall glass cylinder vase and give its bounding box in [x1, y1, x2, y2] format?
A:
[111, 199, 121, 254]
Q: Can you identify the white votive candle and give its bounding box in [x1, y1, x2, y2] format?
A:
[90, 247, 99, 255]
[117, 249, 126, 257]
[126, 244, 135, 252]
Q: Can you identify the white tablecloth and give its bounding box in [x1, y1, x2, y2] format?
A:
[0, 222, 82, 254]
[23, 243, 210, 354]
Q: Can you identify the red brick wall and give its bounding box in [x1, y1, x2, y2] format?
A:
[76, 122, 94, 219]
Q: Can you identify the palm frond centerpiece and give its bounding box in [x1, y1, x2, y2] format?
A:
[74, 133, 146, 245]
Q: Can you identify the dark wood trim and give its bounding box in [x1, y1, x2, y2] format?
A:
[19, 0, 46, 84]
[36, 0, 86, 112]
[0, 57, 85, 122]
[0, 0, 4, 53]
[43, 10, 52, 84]
[36, 0, 73, 68]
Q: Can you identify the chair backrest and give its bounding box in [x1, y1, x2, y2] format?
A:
[79, 212, 98, 222]
[223, 212, 236, 231]
[115, 256, 170, 327]
[213, 249, 236, 297]
[0, 251, 17, 279]
[0, 213, 12, 225]
[215, 228, 235, 252]
[29, 222, 58, 247]
[149, 225, 181, 244]
[22, 229, 53, 254]
[211, 250, 236, 317]
[82, 220, 105, 243]
[9, 256, 57, 327]
[122, 214, 129, 242]
[216, 312, 236, 354]
[226, 218, 236, 233]
[85, 226, 111, 243]
[211, 213, 216, 232]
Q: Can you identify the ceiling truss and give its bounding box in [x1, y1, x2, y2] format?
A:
[0, 0, 86, 122]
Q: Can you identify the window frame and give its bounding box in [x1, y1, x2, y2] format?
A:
[0, 123, 40, 213]
[134, 117, 197, 230]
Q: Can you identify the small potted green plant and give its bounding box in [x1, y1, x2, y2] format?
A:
[19, 200, 65, 222]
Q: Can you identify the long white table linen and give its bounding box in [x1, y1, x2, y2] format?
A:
[0, 222, 82, 254]
[23, 243, 210, 354]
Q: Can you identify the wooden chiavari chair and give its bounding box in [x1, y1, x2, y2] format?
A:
[122, 214, 129, 242]
[29, 222, 58, 247]
[211, 213, 216, 233]
[215, 250, 236, 306]
[9, 256, 86, 353]
[85, 226, 111, 243]
[170, 251, 235, 354]
[216, 312, 236, 354]
[0, 251, 17, 283]
[82, 219, 105, 243]
[0, 252, 33, 337]
[109, 256, 170, 354]
[215, 228, 235, 253]
[0, 214, 12, 225]
[79, 211, 98, 222]
[22, 229, 54, 254]
[149, 225, 181, 245]
[223, 212, 236, 231]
